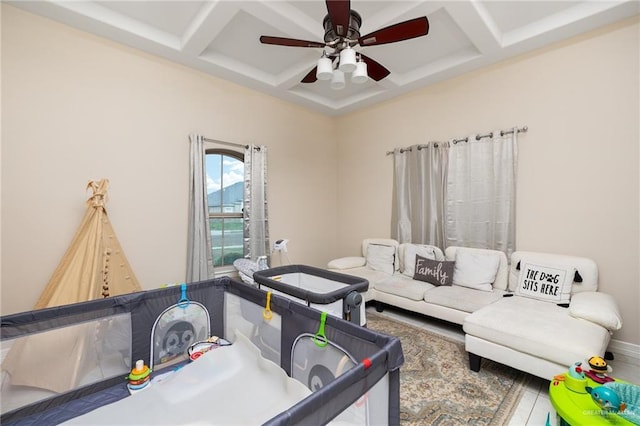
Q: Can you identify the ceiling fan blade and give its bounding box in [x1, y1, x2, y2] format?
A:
[260, 36, 325, 48]
[301, 67, 318, 83]
[359, 17, 429, 47]
[325, 0, 351, 37]
[359, 53, 390, 81]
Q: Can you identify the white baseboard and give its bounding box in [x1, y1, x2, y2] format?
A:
[608, 338, 640, 366]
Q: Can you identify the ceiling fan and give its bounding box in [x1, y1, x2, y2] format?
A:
[259, 0, 429, 88]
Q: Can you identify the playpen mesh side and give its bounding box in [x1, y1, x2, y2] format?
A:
[276, 303, 402, 426]
[222, 283, 403, 425]
[150, 301, 210, 369]
[225, 292, 283, 365]
[290, 335, 390, 425]
[1, 279, 227, 424]
[1, 313, 132, 416]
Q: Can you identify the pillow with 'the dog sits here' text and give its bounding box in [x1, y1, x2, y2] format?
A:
[515, 262, 574, 304]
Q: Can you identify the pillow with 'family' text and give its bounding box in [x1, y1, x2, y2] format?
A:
[413, 255, 454, 286]
[515, 262, 574, 304]
[403, 244, 437, 277]
[365, 244, 395, 275]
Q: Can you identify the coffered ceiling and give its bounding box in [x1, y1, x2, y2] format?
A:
[9, 1, 639, 115]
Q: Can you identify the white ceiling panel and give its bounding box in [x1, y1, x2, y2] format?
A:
[8, 0, 639, 116]
[201, 10, 318, 76]
[480, 1, 579, 33]
[96, 1, 205, 37]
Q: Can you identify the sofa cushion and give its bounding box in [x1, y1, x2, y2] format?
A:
[413, 256, 454, 286]
[515, 261, 574, 304]
[401, 244, 439, 277]
[451, 249, 501, 292]
[329, 266, 389, 289]
[327, 256, 366, 270]
[375, 275, 434, 301]
[365, 243, 395, 275]
[463, 296, 611, 368]
[424, 285, 505, 313]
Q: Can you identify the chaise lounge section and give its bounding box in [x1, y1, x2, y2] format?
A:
[328, 239, 623, 380]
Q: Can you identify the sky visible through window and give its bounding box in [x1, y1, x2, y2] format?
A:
[206, 154, 243, 194]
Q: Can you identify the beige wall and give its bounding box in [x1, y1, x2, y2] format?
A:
[336, 18, 639, 345]
[2, 6, 638, 346]
[1, 5, 338, 314]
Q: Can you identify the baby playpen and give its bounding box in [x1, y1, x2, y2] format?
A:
[1, 276, 403, 425]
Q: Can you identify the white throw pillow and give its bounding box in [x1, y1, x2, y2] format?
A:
[452, 250, 501, 292]
[569, 292, 623, 331]
[403, 244, 437, 277]
[365, 244, 395, 275]
[515, 262, 574, 304]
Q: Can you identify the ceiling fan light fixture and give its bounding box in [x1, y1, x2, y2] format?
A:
[261, 6, 430, 87]
[330, 69, 345, 90]
[338, 47, 357, 73]
[316, 55, 333, 81]
[351, 60, 368, 84]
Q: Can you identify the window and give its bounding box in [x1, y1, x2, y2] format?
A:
[205, 149, 244, 267]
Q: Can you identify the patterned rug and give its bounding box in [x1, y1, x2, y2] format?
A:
[366, 312, 530, 426]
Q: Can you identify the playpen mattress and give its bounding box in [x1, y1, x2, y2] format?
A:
[61, 332, 311, 425]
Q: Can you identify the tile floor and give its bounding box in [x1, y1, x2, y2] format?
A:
[366, 305, 640, 426]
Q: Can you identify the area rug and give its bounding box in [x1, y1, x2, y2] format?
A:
[366, 312, 530, 426]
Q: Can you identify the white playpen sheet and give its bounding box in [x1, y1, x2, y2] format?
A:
[62, 332, 311, 425]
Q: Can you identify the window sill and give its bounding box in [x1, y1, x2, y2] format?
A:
[213, 267, 240, 280]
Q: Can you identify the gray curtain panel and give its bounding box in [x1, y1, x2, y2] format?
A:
[392, 142, 448, 247]
[243, 144, 270, 262]
[187, 134, 214, 282]
[446, 129, 518, 257]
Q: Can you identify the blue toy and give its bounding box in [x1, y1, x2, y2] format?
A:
[568, 362, 585, 379]
[586, 385, 625, 413]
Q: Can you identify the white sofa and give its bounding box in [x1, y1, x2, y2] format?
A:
[328, 239, 623, 380]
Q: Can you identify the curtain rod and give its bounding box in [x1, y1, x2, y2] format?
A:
[386, 125, 528, 155]
[203, 137, 249, 149]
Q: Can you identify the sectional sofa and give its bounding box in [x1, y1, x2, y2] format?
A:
[327, 238, 623, 380]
